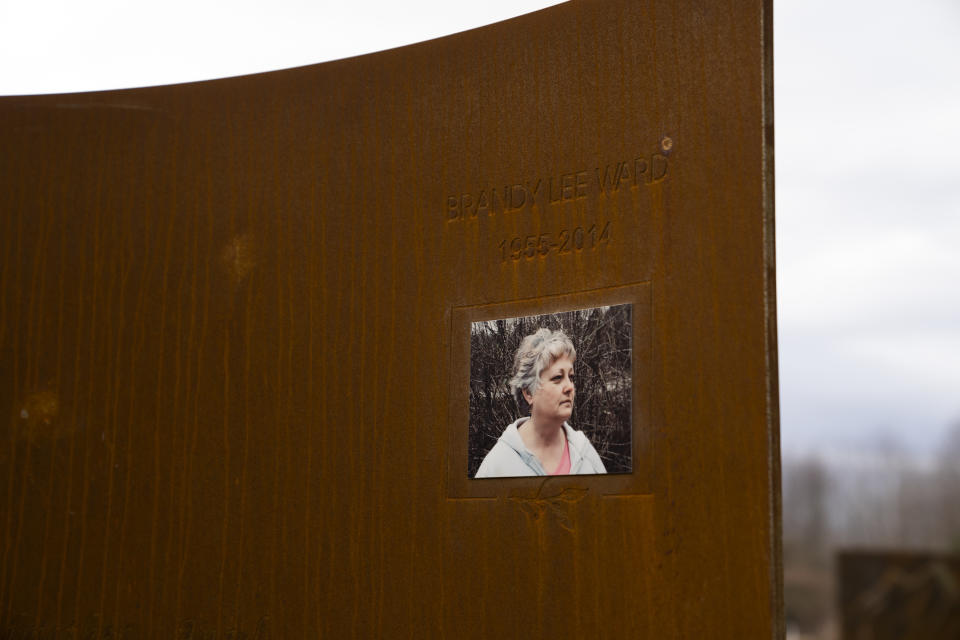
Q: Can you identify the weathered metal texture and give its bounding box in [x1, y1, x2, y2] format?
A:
[0, 0, 778, 637]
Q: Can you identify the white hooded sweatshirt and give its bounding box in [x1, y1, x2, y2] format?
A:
[474, 417, 608, 478]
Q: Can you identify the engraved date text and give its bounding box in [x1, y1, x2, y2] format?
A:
[498, 221, 611, 262]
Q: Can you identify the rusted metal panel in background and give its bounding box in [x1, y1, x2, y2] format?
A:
[0, 0, 779, 637]
[838, 551, 960, 639]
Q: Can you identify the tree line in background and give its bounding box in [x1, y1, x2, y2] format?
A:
[467, 304, 632, 477]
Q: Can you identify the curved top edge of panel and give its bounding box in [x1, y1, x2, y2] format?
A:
[0, 1, 574, 101]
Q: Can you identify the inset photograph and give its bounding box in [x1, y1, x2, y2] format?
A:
[469, 304, 632, 478]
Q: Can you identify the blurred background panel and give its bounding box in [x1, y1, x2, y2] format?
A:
[836, 551, 960, 640]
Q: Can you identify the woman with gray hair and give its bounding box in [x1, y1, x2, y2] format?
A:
[474, 327, 607, 477]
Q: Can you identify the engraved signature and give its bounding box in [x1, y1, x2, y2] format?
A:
[509, 484, 588, 532]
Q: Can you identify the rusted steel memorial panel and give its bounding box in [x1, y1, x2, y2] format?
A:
[0, 0, 779, 637]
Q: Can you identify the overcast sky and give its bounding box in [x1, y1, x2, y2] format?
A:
[776, 0, 960, 456]
[1, 0, 958, 457]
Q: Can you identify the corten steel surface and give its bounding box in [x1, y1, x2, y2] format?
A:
[0, 0, 779, 637]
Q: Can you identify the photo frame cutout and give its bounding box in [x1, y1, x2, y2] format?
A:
[447, 282, 652, 499]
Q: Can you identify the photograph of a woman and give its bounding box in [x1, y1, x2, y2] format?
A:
[474, 328, 607, 477]
[469, 304, 632, 478]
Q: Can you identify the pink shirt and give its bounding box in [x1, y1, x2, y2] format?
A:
[550, 436, 571, 475]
